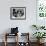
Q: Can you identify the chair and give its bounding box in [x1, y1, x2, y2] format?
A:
[4, 33, 18, 46]
[4, 27, 19, 46]
[18, 33, 30, 46]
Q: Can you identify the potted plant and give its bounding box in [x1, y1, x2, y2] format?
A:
[33, 32, 46, 43]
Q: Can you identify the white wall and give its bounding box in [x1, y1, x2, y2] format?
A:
[0, 0, 37, 42]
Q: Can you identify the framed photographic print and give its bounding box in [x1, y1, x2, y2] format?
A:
[10, 7, 26, 20]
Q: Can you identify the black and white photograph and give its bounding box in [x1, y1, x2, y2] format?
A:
[10, 7, 26, 20]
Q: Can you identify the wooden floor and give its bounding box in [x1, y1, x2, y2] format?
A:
[0, 42, 46, 46]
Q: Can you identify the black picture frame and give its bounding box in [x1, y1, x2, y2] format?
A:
[10, 7, 26, 20]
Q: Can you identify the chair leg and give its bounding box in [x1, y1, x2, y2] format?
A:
[4, 41, 7, 46]
[4, 33, 7, 46]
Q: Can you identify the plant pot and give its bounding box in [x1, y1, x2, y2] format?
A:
[40, 38, 45, 43]
[37, 39, 40, 43]
[37, 39, 45, 44]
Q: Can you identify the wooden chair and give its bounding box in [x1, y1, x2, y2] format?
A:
[4, 33, 18, 46]
[18, 33, 30, 46]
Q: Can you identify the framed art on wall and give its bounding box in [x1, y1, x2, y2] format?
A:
[10, 7, 26, 20]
